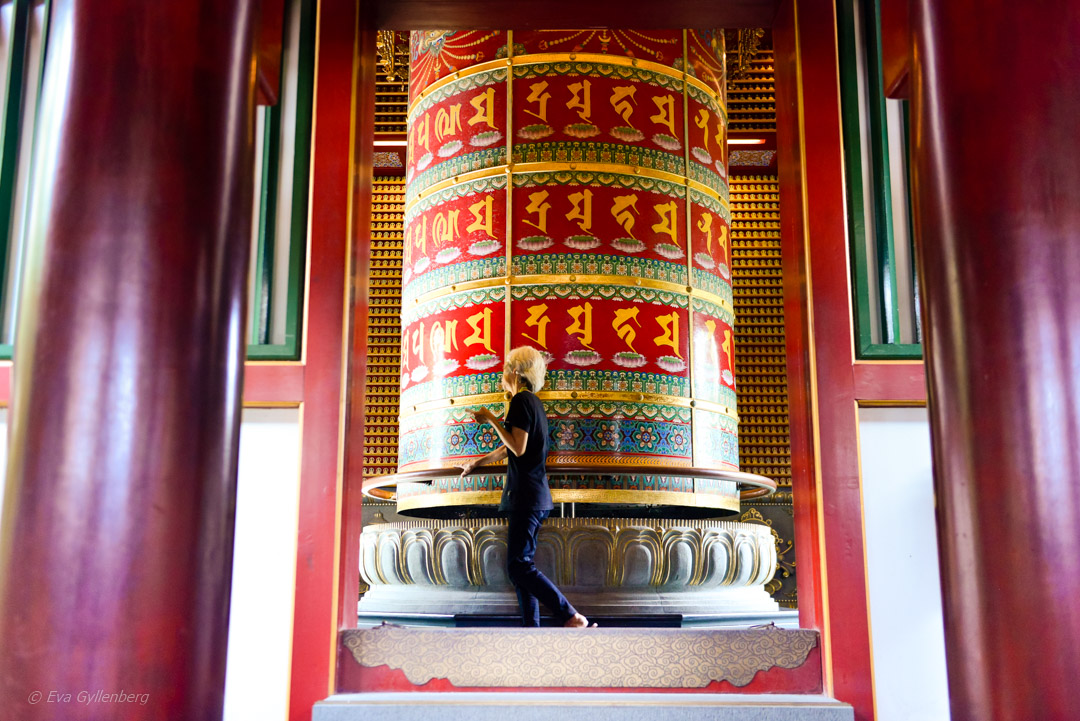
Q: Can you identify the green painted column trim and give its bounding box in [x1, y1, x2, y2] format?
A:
[280, 0, 315, 359]
[245, 342, 298, 360]
[858, 343, 923, 359]
[250, 104, 281, 346]
[0, 0, 33, 349]
[836, 0, 922, 360]
[864, 0, 901, 344]
[0, 0, 51, 360]
[836, 0, 875, 353]
[901, 98, 922, 344]
[246, 0, 314, 361]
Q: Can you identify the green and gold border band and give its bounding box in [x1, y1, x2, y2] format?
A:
[406, 163, 727, 214]
[398, 389, 738, 421]
[406, 275, 735, 318]
[400, 458, 698, 472]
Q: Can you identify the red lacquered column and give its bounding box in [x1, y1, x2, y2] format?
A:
[910, 3, 1080, 720]
[0, 2, 255, 720]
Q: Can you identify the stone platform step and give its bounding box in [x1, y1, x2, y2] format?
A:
[455, 613, 683, 627]
[314, 692, 854, 721]
[356, 609, 800, 629]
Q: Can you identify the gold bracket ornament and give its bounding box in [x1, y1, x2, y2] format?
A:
[729, 28, 766, 81]
[376, 30, 401, 82]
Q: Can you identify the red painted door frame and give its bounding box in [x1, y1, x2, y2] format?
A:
[281, 0, 363, 718]
[773, 2, 926, 720]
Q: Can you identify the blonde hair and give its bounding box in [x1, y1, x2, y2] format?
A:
[505, 346, 547, 392]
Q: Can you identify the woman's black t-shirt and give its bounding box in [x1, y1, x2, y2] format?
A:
[499, 390, 553, 513]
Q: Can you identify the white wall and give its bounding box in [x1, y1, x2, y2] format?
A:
[224, 407, 302, 721]
[859, 407, 950, 721]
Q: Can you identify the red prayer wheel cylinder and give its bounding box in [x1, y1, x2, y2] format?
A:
[397, 30, 737, 516]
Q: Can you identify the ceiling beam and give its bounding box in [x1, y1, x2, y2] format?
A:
[370, 0, 780, 30]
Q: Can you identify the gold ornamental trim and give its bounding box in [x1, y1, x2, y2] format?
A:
[399, 390, 739, 422]
[409, 275, 734, 318]
[376, 30, 402, 82]
[342, 625, 818, 688]
[408, 51, 727, 119]
[681, 34, 696, 469]
[395, 490, 499, 511]
[363, 516, 763, 532]
[729, 29, 767, 81]
[396, 488, 739, 514]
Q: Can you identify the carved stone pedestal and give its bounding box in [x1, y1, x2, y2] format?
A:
[359, 517, 782, 621]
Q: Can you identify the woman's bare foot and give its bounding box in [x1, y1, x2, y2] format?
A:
[564, 613, 597, 628]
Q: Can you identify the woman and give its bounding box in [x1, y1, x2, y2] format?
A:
[458, 346, 592, 628]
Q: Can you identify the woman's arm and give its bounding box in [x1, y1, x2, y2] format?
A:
[458, 444, 508, 477]
[470, 408, 529, 457]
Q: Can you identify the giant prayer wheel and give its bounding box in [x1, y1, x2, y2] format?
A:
[390, 29, 754, 517]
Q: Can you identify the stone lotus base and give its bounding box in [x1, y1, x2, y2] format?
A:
[358, 517, 780, 618]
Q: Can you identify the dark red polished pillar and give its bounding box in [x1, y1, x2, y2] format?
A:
[0, 2, 255, 720]
[910, 2, 1080, 719]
